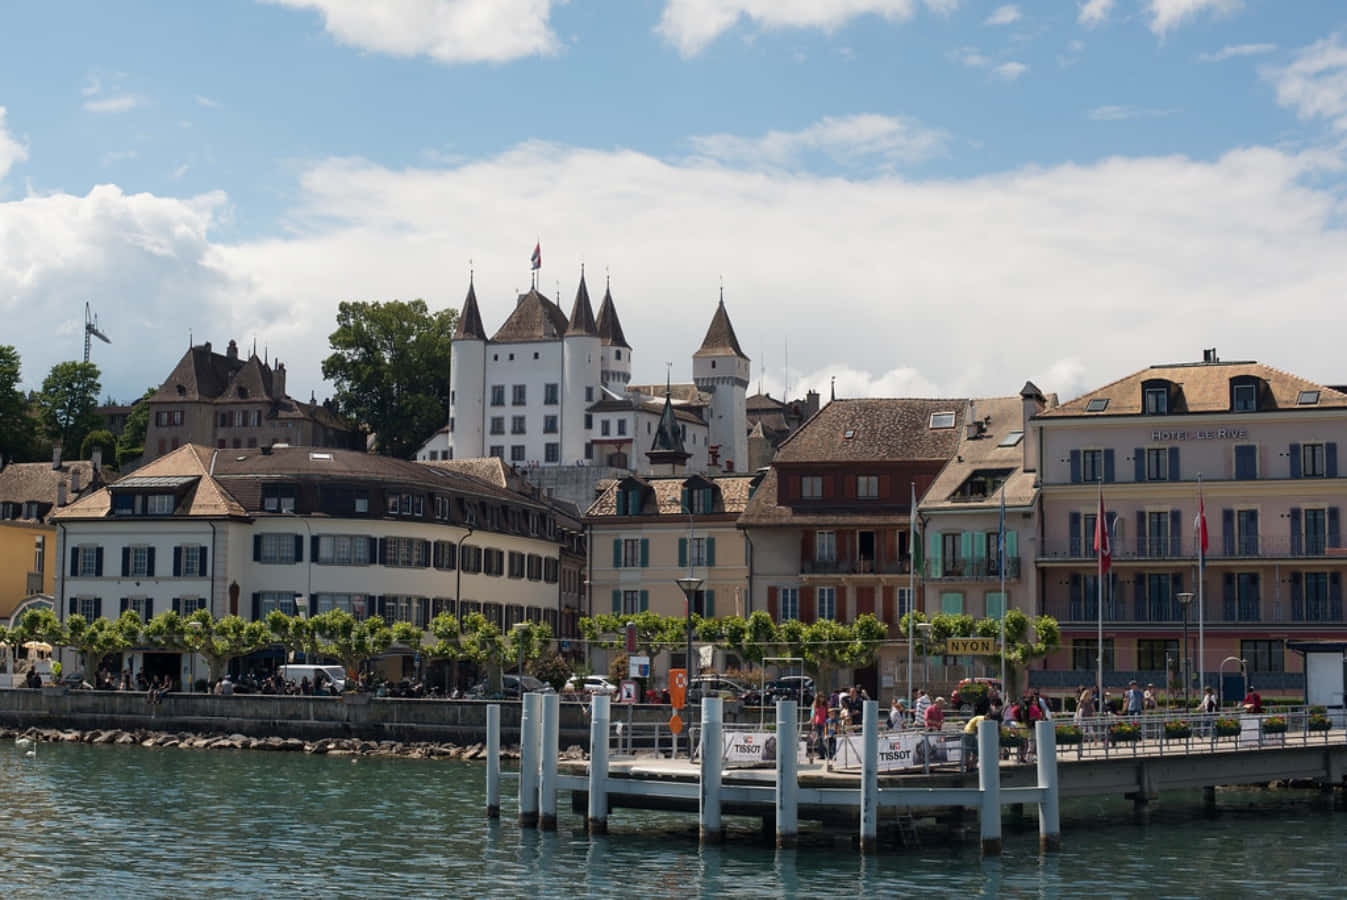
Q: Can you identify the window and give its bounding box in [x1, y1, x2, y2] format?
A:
[622, 538, 642, 568]
[617, 419, 627, 436]
[385, 537, 428, 568]
[814, 531, 836, 562]
[490, 385, 505, 406]
[1305, 508, 1327, 555]
[622, 590, 642, 615]
[1145, 448, 1169, 481]
[896, 587, 912, 618]
[317, 535, 372, 565]
[929, 411, 955, 429]
[510, 445, 526, 462]
[689, 537, 708, 566]
[584, 413, 592, 430]
[129, 545, 151, 577]
[984, 591, 1006, 619]
[510, 415, 526, 435]
[527, 554, 542, 581]
[314, 594, 370, 617]
[1242, 639, 1284, 672]
[586, 387, 594, 402]
[543, 558, 559, 583]
[512, 385, 527, 406]
[258, 591, 297, 617]
[1236, 509, 1260, 555]
[779, 587, 799, 620]
[258, 533, 299, 564]
[125, 596, 153, 620]
[219, 412, 230, 427]
[435, 541, 457, 570]
[1233, 383, 1256, 411]
[1144, 387, 1167, 415]
[1081, 449, 1102, 483]
[544, 383, 559, 405]
[508, 551, 525, 578]
[460, 545, 482, 573]
[1144, 511, 1169, 557]
[601, 420, 611, 436]
[1072, 638, 1115, 670]
[1236, 572, 1261, 621]
[998, 431, 1024, 447]
[77, 544, 99, 577]
[354, 492, 369, 513]
[1234, 444, 1257, 480]
[1136, 639, 1178, 672]
[816, 586, 836, 620]
[1303, 443, 1326, 477]
[856, 475, 879, 498]
[801, 476, 823, 499]
[1085, 398, 1109, 413]
[146, 494, 175, 515]
[490, 445, 505, 459]
[1146, 573, 1174, 621]
[33, 536, 44, 574]
[181, 544, 202, 575]
[543, 415, 558, 434]
[1298, 390, 1320, 406]
[545, 443, 559, 463]
[262, 484, 297, 513]
[942, 532, 961, 575]
[1303, 572, 1331, 620]
[490, 417, 505, 435]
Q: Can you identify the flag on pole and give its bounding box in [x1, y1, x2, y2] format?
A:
[1195, 484, 1209, 569]
[910, 482, 923, 575]
[530, 242, 542, 271]
[997, 484, 1006, 577]
[1094, 484, 1111, 574]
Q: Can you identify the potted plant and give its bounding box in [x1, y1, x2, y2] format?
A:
[1308, 714, 1333, 733]
[1055, 724, 1083, 745]
[1163, 720, 1193, 740]
[1108, 721, 1141, 744]
[1261, 715, 1288, 734]
[999, 727, 1026, 749]
[1213, 717, 1241, 737]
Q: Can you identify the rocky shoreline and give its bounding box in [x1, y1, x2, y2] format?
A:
[3, 726, 589, 762]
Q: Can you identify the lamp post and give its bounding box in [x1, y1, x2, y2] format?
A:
[915, 622, 933, 695]
[186, 620, 202, 692]
[677, 575, 703, 760]
[513, 621, 529, 681]
[1176, 591, 1194, 708]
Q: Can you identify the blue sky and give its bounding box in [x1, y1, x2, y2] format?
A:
[2, 0, 1347, 410]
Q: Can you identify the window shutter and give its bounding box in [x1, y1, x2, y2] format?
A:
[1222, 509, 1234, 555]
[199, 546, 208, 577]
[68, 597, 77, 616]
[253, 535, 262, 562]
[1249, 573, 1260, 617]
[172, 598, 182, 615]
[1330, 507, 1341, 549]
[143, 547, 155, 576]
[1170, 573, 1183, 620]
[929, 530, 941, 577]
[1290, 508, 1302, 556]
[70, 547, 79, 577]
[1170, 509, 1181, 557]
[800, 586, 815, 624]
[1168, 447, 1180, 482]
[94, 598, 103, 619]
[311, 536, 321, 562]
[368, 537, 379, 562]
[1290, 572, 1303, 621]
[1328, 442, 1339, 478]
[294, 535, 304, 562]
[767, 586, 779, 620]
[1006, 531, 1017, 561]
[1069, 449, 1081, 484]
[422, 540, 432, 567]
[433, 542, 442, 568]
[705, 590, 715, 618]
[1103, 449, 1115, 483]
[1248, 510, 1258, 548]
[1133, 448, 1144, 483]
[681, 487, 690, 512]
[251, 593, 261, 621]
[95, 546, 103, 576]
[639, 590, 649, 612]
[678, 538, 687, 568]
[1136, 511, 1147, 557]
[1331, 573, 1343, 621]
[121, 547, 130, 576]
[172, 547, 182, 577]
[706, 537, 716, 567]
[1069, 512, 1081, 557]
[379, 538, 389, 566]
[613, 539, 622, 568]
[1223, 573, 1235, 621]
[959, 532, 973, 568]
[1133, 573, 1146, 621]
[1069, 573, 1082, 618]
[1290, 443, 1301, 479]
[611, 590, 621, 614]
[640, 538, 649, 567]
[120, 597, 129, 613]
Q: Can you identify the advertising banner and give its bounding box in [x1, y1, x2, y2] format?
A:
[717, 731, 809, 765]
[837, 732, 962, 771]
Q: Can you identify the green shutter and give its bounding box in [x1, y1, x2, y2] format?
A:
[706, 537, 716, 567]
[612, 590, 621, 613]
[616, 490, 627, 516]
[986, 592, 1005, 619]
[972, 532, 986, 565]
[640, 538, 649, 567]
[941, 592, 964, 615]
[960, 531, 974, 565]
[614, 539, 623, 568]
[1006, 530, 1018, 559]
[679, 537, 687, 568]
[929, 531, 941, 578]
[639, 590, 649, 612]
[681, 487, 690, 513]
[705, 590, 715, 618]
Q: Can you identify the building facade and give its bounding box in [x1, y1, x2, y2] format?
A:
[1031, 354, 1347, 695]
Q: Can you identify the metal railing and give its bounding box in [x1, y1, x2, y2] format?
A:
[1041, 537, 1347, 562]
[926, 557, 1021, 580]
[1044, 597, 1346, 626]
[802, 558, 912, 575]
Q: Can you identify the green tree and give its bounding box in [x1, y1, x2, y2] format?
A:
[115, 388, 155, 468]
[265, 611, 321, 663]
[504, 621, 553, 675]
[458, 613, 506, 693]
[898, 610, 1062, 698]
[143, 610, 191, 653]
[183, 610, 272, 684]
[0, 346, 41, 465]
[310, 610, 394, 680]
[36, 361, 102, 454]
[530, 651, 572, 692]
[65, 611, 142, 681]
[321, 299, 456, 458]
[80, 428, 116, 463]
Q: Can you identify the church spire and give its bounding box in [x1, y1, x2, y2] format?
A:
[454, 276, 487, 341]
[647, 378, 691, 471]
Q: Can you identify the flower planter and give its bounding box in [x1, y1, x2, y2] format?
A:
[1107, 725, 1141, 745]
[1213, 718, 1240, 738]
[1261, 717, 1288, 734]
[1054, 725, 1083, 745]
[1163, 722, 1193, 740]
[1308, 715, 1333, 733]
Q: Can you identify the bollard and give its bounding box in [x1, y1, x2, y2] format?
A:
[977, 718, 1002, 856]
[588, 694, 610, 834]
[486, 703, 501, 818]
[775, 699, 798, 848]
[540, 692, 560, 831]
[860, 699, 879, 853]
[700, 696, 724, 844]
[1034, 720, 1060, 851]
[519, 692, 541, 828]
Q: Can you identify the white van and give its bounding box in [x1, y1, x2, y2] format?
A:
[278, 664, 346, 694]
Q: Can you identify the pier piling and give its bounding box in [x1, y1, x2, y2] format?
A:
[1034, 720, 1060, 851]
[775, 699, 798, 849]
[700, 697, 723, 844]
[540, 692, 559, 831]
[519, 692, 540, 828]
[587, 694, 610, 835]
[977, 719, 1002, 856]
[860, 699, 878, 853]
[485, 703, 500, 819]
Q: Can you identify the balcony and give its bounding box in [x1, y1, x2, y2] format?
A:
[1044, 595, 1346, 626]
[925, 557, 1021, 581]
[26, 572, 43, 595]
[801, 557, 912, 576]
[1039, 536, 1347, 564]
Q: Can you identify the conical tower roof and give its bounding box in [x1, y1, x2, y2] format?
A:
[647, 382, 691, 468]
[454, 278, 487, 341]
[595, 283, 630, 349]
[694, 295, 748, 360]
[566, 271, 599, 337]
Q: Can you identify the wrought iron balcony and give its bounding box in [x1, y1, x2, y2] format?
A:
[1039, 536, 1346, 562]
[924, 557, 1021, 580]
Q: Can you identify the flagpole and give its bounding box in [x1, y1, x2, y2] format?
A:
[1197, 473, 1205, 701]
[1097, 477, 1104, 709]
[998, 482, 1006, 694]
[908, 481, 917, 708]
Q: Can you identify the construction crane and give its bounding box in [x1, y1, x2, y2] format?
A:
[84, 302, 110, 363]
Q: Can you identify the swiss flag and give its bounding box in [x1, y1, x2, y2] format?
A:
[1094, 488, 1111, 574]
[1196, 490, 1209, 560]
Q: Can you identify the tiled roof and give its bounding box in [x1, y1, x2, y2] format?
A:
[595, 285, 629, 349]
[627, 382, 709, 407]
[421, 457, 509, 488]
[694, 297, 748, 360]
[566, 273, 599, 337]
[585, 474, 756, 518]
[919, 396, 1038, 512]
[151, 343, 245, 403]
[490, 288, 568, 343]
[53, 445, 247, 520]
[747, 393, 785, 413]
[0, 460, 111, 521]
[737, 467, 918, 527]
[454, 279, 488, 341]
[1039, 361, 1347, 418]
[772, 398, 968, 463]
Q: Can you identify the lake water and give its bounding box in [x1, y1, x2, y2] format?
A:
[0, 741, 1343, 897]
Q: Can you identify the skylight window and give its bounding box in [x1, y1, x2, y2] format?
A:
[309, 452, 333, 461]
[998, 431, 1024, 447]
[929, 412, 956, 429]
[843, 429, 857, 440]
[1298, 390, 1320, 406]
[1085, 398, 1109, 412]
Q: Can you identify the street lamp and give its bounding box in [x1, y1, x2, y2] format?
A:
[676, 575, 703, 761]
[1176, 592, 1194, 708]
[915, 622, 933, 695]
[512, 621, 530, 681]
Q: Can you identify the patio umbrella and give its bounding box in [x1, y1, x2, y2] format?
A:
[21, 641, 52, 653]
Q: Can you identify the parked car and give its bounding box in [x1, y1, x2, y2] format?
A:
[950, 677, 1002, 713]
[565, 675, 618, 696]
[469, 674, 553, 699]
[686, 676, 750, 704]
[743, 675, 815, 707]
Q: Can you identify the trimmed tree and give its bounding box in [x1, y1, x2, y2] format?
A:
[182, 609, 272, 684]
[458, 613, 505, 694]
[64, 610, 142, 682]
[310, 610, 394, 682]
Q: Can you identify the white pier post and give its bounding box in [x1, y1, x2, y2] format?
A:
[540, 692, 560, 831]
[1034, 719, 1061, 851]
[486, 703, 501, 818]
[519, 692, 541, 828]
[977, 718, 1002, 856]
[860, 699, 879, 853]
[588, 694, 610, 835]
[700, 696, 724, 844]
[775, 699, 798, 848]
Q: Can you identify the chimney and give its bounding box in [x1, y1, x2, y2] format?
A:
[1020, 381, 1045, 473]
[71, 467, 81, 494]
[57, 482, 67, 507]
[965, 401, 979, 440]
[1202, 347, 1219, 363]
[91, 446, 103, 475]
[273, 361, 286, 399]
[52, 444, 62, 471]
[226, 339, 238, 361]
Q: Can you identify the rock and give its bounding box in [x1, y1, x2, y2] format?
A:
[141, 739, 157, 748]
[161, 739, 180, 748]
[563, 745, 585, 760]
[115, 733, 137, 745]
[279, 738, 305, 752]
[94, 731, 119, 745]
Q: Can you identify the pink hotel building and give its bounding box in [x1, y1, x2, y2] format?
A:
[1030, 353, 1347, 697]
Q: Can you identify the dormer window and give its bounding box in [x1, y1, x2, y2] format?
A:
[262, 483, 297, 513]
[1232, 383, 1256, 412]
[238, 387, 249, 399]
[1143, 387, 1167, 415]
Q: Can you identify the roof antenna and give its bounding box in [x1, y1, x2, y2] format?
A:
[188, 329, 193, 348]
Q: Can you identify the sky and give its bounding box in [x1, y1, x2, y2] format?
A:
[2, 1, 1347, 412]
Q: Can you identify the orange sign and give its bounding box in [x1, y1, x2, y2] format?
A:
[669, 668, 687, 710]
[668, 713, 683, 735]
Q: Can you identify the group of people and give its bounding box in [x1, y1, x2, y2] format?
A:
[807, 685, 877, 760]
[1072, 679, 1253, 720]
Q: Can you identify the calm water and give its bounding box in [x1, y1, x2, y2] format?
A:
[0, 741, 1343, 898]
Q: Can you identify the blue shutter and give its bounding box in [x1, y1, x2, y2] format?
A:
[311, 536, 321, 562]
[1222, 509, 1234, 556]
[616, 490, 627, 516]
[681, 487, 690, 512]
[1328, 443, 1339, 478]
[70, 547, 79, 577]
[68, 597, 77, 616]
[1222, 573, 1235, 621]
[422, 540, 432, 567]
[1290, 573, 1304, 621]
[678, 538, 687, 567]
[1133, 448, 1145, 482]
[94, 598, 103, 619]
[1005, 531, 1017, 565]
[929, 530, 941, 578]
[613, 539, 622, 568]
[1290, 508, 1302, 556]
[706, 537, 716, 567]
[294, 535, 304, 562]
[1170, 509, 1182, 557]
[95, 547, 103, 576]
[121, 547, 130, 576]
[640, 538, 649, 567]
[1331, 573, 1343, 621]
[1069, 450, 1081, 484]
[1069, 573, 1082, 620]
[1330, 507, 1341, 549]
[198, 546, 208, 577]
[639, 590, 649, 612]
[1248, 510, 1258, 552]
[1103, 449, 1115, 483]
[1069, 512, 1081, 557]
[173, 547, 182, 577]
[146, 547, 155, 577]
[120, 597, 129, 613]
[1133, 574, 1146, 621]
[1248, 573, 1260, 621]
[1290, 443, 1301, 479]
[705, 590, 715, 618]
[1168, 447, 1180, 482]
[252, 593, 261, 620]
[1136, 511, 1147, 558]
[253, 535, 262, 562]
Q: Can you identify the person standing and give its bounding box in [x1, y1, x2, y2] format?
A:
[1197, 686, 1217, 714]
[1124, 680, 1144, 717]
[810, 695, 829, 761]
[924, 697, 945, 732]
[913, 689, 931, 725]
[1242, 685, 1262, 714]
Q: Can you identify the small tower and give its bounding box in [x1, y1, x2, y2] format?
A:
[747, 420, 773, 472]
[692, 292, 750, 472]
[562, 271, 601, 465]
[647, 381, 691, 476]
[596, 278, 631, 389]
[448, 276, 488, 459]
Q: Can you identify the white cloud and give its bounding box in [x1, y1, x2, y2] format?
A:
[984, 4, 1019, 26]
[1088, 105, 1180, 121]
[1265, 34, 1347, 132]
[656, 0, 953, 57]
[1077, 0, 1113, 28]
[949, 46, 992, 68]
[83, 95, 145, 114]
[689, 113, 948, 169]
[1147, 0, 1242, 36]
[0, 107, 28, 180]
[993, 61, 1028, 80]
[194, 94, 222, 109]
[264, 0, 561, 64]
[1198, 42, 1275, 63]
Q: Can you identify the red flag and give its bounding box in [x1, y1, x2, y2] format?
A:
[530, 242, 541, 271]
[1196, 487, 1209, 558]
[1094, 487, 1111, 574]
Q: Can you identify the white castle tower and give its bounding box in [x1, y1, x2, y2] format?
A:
[562, 272, 601, 465]
[447, 278, 487, 459]
[692, 292, 750, 472]
[595, 280, 631, 389]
